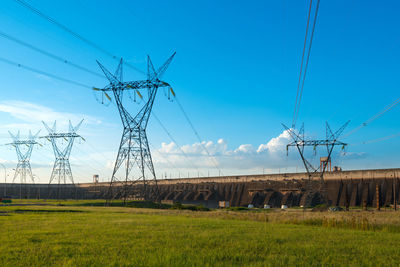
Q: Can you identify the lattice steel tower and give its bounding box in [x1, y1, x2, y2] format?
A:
[94, 53, 175, 201]
[41, 120, 84, 185]
[283, 121, 349, 181]
[283, 121, 349, 206]
[7, 130, 40, 184]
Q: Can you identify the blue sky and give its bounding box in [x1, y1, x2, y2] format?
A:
[0, 0, 400, 183]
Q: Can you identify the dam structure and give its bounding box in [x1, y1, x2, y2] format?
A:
[1, 168, 399, 209]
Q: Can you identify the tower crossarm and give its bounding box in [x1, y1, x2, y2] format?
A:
[94, 80, 170, 130]
[40, 133, 81, 139]
[5, 139, 40, 162]
[40, 132, 82, 158]
[5, 140, 39, 146]
[94, 79, 170, 92]
[287, 140, 347, 147]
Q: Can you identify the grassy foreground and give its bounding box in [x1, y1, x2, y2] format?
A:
[1, 203, 400, 266]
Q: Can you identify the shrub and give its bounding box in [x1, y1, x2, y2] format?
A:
[170, 202, 210, 211]
[226, 206, 249, 211]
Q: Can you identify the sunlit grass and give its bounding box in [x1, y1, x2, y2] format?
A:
[1, 204, 400, 266]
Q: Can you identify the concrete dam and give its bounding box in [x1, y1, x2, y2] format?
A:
[1, 168, 399, 208]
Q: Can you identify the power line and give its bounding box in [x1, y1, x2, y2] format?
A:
[82, 140, 179, 180]
[107, 97, 197, 175]
[292, 0, 313, 128]
[72, 146, 110, 172]
[292, 0, 321, 128]
[40, 140, 105, 180]
[75, 141, 177, 179]
[84, 131, 182, 176]
[41, 136, 111, 177]
[13, 0, 145, 75]
[31, 145, 91, 183]
[148, 142, 180, 170]
[174, 95, 223, 175]
[84, 138, 177, 176]
[105, 81, 202, 176]
[0, 30, 104, 78]
[152, 112, 204, 175]
[343, 96, 400, 138]
[0, 56, 91, 89]
[83, 140, 114, 163]
[294, 0, 320, 127]
[351, 132, 400, 146]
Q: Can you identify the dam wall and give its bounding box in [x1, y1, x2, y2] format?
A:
[154, 168, 400, 184]
[1, 168, 399, 208]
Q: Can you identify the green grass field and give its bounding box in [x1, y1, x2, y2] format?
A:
[1, 201, 400, 266]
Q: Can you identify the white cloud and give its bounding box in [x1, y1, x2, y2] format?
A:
[153, 130, 298, 171]
[150, 128, 362, 175]
[234, 144, 255, 154]
[257, 129, 291, 153]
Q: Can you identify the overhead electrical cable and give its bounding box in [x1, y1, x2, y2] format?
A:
[350, 132, 400, 146]
[79, 140, 180, 176]
[152, 112, 205, 176]
[39, 142, 104, 176]
[343, 96, 400, 138]
[174, 96, 223, 175]
[33, 146, 95, 183]
[292, 0, 313, 128]
[148, 142, 180, 171]
[114, 87, 205, 175]
[0, 56, 91, 88]
[362, 132, 400, 145]
[293, 0, 320, 127]
[292, 0, 321, 128]
[73, 146, 112, 171]
[83, 140, 115, 163]
[107, 94, 202, 175]
[0, 30, 104, 78]
[83, 140, 180, 177]
[13, 0, 145, 75]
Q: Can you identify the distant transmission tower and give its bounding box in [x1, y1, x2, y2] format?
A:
[7, 130, 41, 184]
[94, 53, 176, 202]
[283, 121, 349, 206]
[283, 121, 349, 181]
[41, 120, 84, 188]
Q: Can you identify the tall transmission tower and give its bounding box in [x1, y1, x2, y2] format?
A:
[41, 120, 84, 188]
[7, 130, 41, 184]
[283, 121, 349, 181]
[94, 53, 176, 202]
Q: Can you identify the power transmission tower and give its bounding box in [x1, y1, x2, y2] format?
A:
[41, 120, 84, 198]
[283, 121, 349, 206]
[7, 130, 40, 183]
[6, 130, 40, 199]
[94, 53, 176, 202]
[283, 121, 349, 181]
